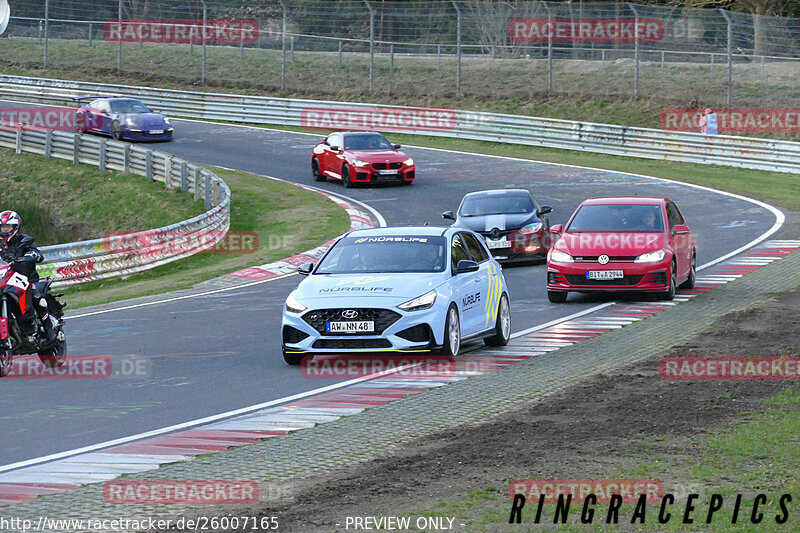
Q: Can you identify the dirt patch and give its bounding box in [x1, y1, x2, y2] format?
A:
[220, 291, 800, 532]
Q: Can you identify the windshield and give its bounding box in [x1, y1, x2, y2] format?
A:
[460, 194, 534, 217]
[344, 133, 394, 151]
[567, 204, 665, 232]
[110, 100, 152, 114]
[316, 235, 446, 274]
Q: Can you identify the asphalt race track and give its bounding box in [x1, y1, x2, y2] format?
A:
[0, 107, 779, 469]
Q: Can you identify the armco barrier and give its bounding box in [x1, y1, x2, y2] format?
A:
[0, 124, 230, 287]
[1, 74, 799, 174]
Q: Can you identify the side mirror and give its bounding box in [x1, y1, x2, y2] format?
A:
[455, 260, 479, 274]
[393, 144, 401, 149]
[538, 205, 553, 216]
[101, 110, 110, 116]
[673, 224, 690, 235]
[550, 224, 563, 234]
[297, 262, 314, 276]
[328, 145, 340, 152]
[442, 210, 455, 221]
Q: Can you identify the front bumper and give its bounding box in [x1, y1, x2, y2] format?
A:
[352, 165, 415, 184]
[123, 128, 174, 141]
[547, 260, 670, 292]
[281, 303, 445, 355]
[482, 230, 549, 263]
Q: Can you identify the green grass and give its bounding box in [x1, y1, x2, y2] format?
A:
[0, 146, 204, 245]
[62, 166, 350, 309]
[406, 387, 800, 531]
[1, 38, 798, 140]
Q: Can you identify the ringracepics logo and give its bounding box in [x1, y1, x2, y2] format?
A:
[509, 18, 664, 43]
[103, 20, 259, 44]
[0, 106, 83, 132]
[660, 356, 800, 381]
[300, 355, 465, 379]
[660, 108, 800, 133]
[104, 481, 258, 504]
[300, 107, 456, 133]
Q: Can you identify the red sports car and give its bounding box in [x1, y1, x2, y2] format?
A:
[546, 197, 696, 303]
[311, 131, 415, 187]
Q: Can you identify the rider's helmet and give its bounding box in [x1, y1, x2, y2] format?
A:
[0, 210, 21, 245]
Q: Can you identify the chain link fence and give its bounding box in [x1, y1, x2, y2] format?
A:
[2, 1, 798, 106]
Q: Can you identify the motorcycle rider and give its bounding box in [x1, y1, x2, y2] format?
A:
[0, 210, 57, 344]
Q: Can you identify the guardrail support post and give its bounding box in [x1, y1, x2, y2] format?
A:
[44, 131, 53, 158]
[543, 2, 553, 94]
[180, 162, 188, 192]
[213, 179, 220, 207]
[72, 134, 80, 164]
[720, 9, 733, 106]
[15, 125, 22, 155]
[390, 43, 394, 71]
[710, 53, 715, 76]
[44, 1, 50, 69]
[338, 40, 343, 67]
[164, 156, 173, 189]
[364, 0, 375, 95]
[204, 174, 212, 209]
[123, 144, 131, 173]
[194, 168, 201, 200]
[145, 150, 153, 181]
[451, 0, 462, 97]
[99, 139, 107, 171]
[89, 23, 93, 47]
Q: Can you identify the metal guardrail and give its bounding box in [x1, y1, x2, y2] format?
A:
[0, 122, 231, 287]
[0, 74, 798, 175]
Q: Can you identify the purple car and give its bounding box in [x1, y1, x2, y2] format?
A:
[74, 96, 173, 141]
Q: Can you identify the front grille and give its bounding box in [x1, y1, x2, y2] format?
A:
[564, 274, 645, 286]
[573, 256, 637, 262]
[370, 172, 403, 182]
[312, 338, 392, 349]
[282, 326, 309, 344]
[479, 229, 515, 238]
[302, 308, 401, 335]
[396, 324, 432, 343]
[372, 162, 403, 170]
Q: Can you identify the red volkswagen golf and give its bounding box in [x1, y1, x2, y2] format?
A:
[546, 197, 696, 303]
[311, 131, 415, 187]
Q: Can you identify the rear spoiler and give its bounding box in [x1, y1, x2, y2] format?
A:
[72, 95, 120, 102]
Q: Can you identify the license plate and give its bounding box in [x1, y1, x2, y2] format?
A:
[326, 321, 375, 333]
[150, 129, 164, 135]
[586, 270, 624, 280]
[486, 237, 509, 249]
[378, 169, 398, 175]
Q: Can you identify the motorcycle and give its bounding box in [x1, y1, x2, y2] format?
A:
[0, 259, 66, 377]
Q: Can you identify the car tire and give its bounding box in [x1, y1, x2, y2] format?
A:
[111, 120, 123, 141]
[282, 347, 304, 366]
[312, 158, 325, 182]
[547, 290, 567, 303]
[440, 305, 461, 357]
[679, 251, 696, 290]
[342, 165, 353, 188]
[484, 294, 511, 346]
[658, 261, 677, 301]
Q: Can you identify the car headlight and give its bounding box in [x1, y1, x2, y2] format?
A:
[403, 158, 414, 166]
[285, 293, 307, 313]
[163, 117, 171, 124]
[634, 249, 667, 263]
[125, 118, 135, 126]
[352, 159, 371, 167]
[398, 290, 436, 311]
[549, 250, 574, 263]
[518, 222, 543, 234]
